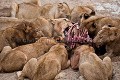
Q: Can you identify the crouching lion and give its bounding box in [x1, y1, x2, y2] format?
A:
[71, 45, 113, 80]
[93, 25, 120, 58]
[0, 37, 57, 72]
[18, 43, 70, 80]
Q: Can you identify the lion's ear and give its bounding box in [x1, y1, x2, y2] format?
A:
[58, 3, 63, 8]
[63, 18, 70, 22]
[112, 27, 119, 37]
[90, 11, 95, 15]
[109, 27, 118, 41]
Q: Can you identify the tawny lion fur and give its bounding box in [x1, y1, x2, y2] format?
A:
[18, 43, 70, 80]
[71, 5, 95, 23]
[93, 25, 120, 58]
[0, 37, 57, 72]
[11, 1, 71, 20]
[71, 45, 113, 80]
[80, 16, 120, 39]
[0, 20, 37, 52]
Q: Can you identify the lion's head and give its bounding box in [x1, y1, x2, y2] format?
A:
[13, 21, 37, 45]
[93, 25, 119, 47]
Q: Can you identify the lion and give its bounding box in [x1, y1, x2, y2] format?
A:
[31, 17, 53, 38]
[70, 5, 95, 23]
[93, 25, 120, 58]
[71, 45, 113, 80]
[18, 43, 70, 80]
[11, 1, 71, 20]
[55, 2, 71, 19]
[0, 20, 37, 52]
[31, 17, 72, 39]
[0, 37, 57, 72]
[79, 16, 120, 56]
[80, 16, 120, 39]
[70, 45, 95, 69]
[49, 18, 72, 38]
[11, 0, 42, 19]
[40, 2, 71, 19]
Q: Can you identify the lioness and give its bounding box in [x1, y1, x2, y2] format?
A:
[18, 43, 70, 80]
[11, 0, 41, 19]
[30, 17, 72, 39]
[0, 37, 57, 72]
[93, 25, 120, 58]
[71, 45, 113, 80]
[80, 16, 120, 39]
[11, 1, 71, 20]
[11, 2, 41, 19]
[49, 18, 72, 38]
[70, 45, 95, 69]
[0, 20, 37, 52]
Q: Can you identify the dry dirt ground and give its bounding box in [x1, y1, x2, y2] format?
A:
[0, 0, 120, 80]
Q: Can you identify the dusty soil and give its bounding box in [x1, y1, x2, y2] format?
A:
[0, 0, 120, 80]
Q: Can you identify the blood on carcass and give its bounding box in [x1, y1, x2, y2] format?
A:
[64, 23, 92, 49]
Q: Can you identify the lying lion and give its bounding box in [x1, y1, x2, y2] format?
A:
[80, 16, 120, 39]
[71, 45, 113, 80]
[11, 0, 71, 20]
[31, 17, 72, 39]
[93, 25, 120, 58]
[11, 0, 41, 19]
[0, 37, 57, 72]
[0, 20, 37, 52]
[18, 43, 70, 80]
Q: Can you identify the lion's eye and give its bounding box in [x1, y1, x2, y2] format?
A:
[84, 13, 90, 19]
[79, 15, 82, 18]
[108, 25, 112, 27]
[92, 23, 96, 28]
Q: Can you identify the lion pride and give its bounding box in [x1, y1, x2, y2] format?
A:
[0, 37, 57, 72]
[18, 43, 70, 80]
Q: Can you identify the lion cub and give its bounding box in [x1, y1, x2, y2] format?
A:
[80, 16, 120, 39]
[0, 37, 57, 72]
[71, 45, 113, 80]
[93, 25, 120, 58]
[18, 43, 70, 80]
[70, 45, 95, 70]
[11, 0, 41, 19]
